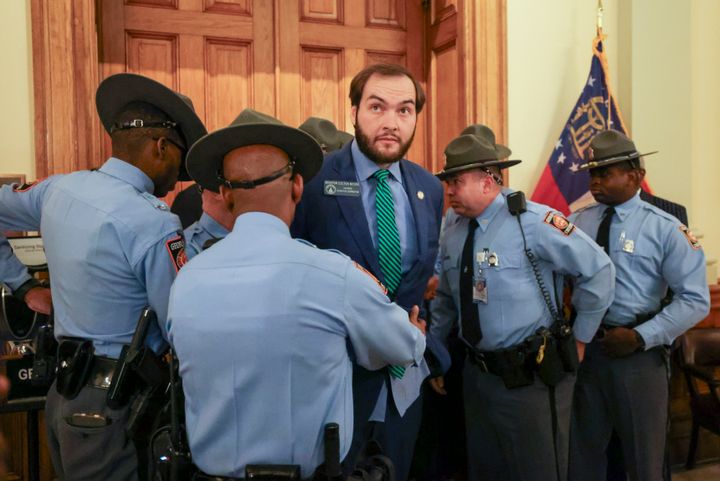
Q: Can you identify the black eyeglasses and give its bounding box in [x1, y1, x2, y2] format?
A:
[217, 160, 295, 190]
[482, 168, 503, 185]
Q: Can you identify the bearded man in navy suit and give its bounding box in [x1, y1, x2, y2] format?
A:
[291, 64, 444, 481]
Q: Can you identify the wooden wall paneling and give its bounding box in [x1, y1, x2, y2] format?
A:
[276, 0, 302, 125]
[300, 48, 344, 124]
[460, 0, 507, 181]
[204, 0, 252, 16]
[31, 0, 102, 177]
[123, 5, 254, 37]
[402, 0, 427, 169]
[430, 43, 460, 175]
[128, 0, 179, 8]
[251, 0, 276, 115]
[366, 0, 405, 29]
[301, 0, 343, 24]
[206, 39, 253, 130]
[126, 32, 180, 89]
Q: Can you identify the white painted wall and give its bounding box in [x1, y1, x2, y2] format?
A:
[0, 1, 34, 181]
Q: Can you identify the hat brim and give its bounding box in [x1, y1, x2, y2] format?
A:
[577, 151, 658, 172]
[436, 159, 522, 180]
[186, 123, 323, 192]
[96, 73, 207, 181]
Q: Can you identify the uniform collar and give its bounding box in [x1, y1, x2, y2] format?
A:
[474, 191, 505, 232]
[602, 189, 642, 222]
[199, 212, 230, 238]
[99, 157, 155, 194]
[351, 139, 403, 184]
[232, 211, 290, 236]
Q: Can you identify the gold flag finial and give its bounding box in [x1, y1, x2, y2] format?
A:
[597, 0, 604, 34]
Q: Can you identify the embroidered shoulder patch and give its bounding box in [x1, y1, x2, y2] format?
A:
[679, 225, 701, 250]
[543, 211, 575, 236]
[353, 261, 388, 296]
[165, 235, 188, 272]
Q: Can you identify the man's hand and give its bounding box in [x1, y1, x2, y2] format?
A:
[599, 327, 641, 358]
[24, 287, 52, 315]
[408, 305, 426, 335]
[424, 275, 439, 301]
[576, 340, 586, 363]
[429, 376, 447, 395]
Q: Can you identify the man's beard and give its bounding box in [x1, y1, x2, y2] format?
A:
[354, 121, 415, 165]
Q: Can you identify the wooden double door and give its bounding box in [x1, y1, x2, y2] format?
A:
[31, 0, 507, 194]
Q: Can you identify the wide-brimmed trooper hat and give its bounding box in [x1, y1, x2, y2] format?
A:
[460, 124, 512, 159]
[186, 108, 323, 192]
[578, 129, 657, 171]
[299, 117, 353, 153]
[96, 73, 207, 181]
[436, 134, 521, 180]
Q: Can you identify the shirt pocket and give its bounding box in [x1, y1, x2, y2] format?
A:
[488, 252, 537, 301]
[441, 253, 461, 292]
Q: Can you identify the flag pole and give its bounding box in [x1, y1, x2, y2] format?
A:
[597, 0, 604, 35]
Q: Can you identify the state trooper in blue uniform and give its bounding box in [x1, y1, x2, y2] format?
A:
[167, 110, 427, 479]
[567, 130, 710, 481]
[184, 109, 288, 259]
[0, 73, 206, 481]
[429, 134, 615, 481]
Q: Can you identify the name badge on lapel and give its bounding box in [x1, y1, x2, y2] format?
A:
[324, 180, 360, 197]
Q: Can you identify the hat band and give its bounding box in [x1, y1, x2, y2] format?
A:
[217, 160, 295, 190]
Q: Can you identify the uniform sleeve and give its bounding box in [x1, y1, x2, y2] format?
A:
[429, 245, 458, 346]
[133, 230, 186, 341]
[0, 179, 55, 290]
[342, 261, 426, 371]
[634, 224, 710, 348]
[533, 212, 616, 343]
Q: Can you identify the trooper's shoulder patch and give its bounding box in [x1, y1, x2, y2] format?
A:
[679, 225, 701, 250]
[165, 235, 188, 272]
[353, 261, 388, 296]
[543, 211, 575, 236]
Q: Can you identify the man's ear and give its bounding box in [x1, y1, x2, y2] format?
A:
[350, 106, 357, 128]
[291, 174, 304, 204]
[220, 185, 234, 214]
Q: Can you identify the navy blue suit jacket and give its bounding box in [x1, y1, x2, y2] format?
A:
[291, 142, 444, 427]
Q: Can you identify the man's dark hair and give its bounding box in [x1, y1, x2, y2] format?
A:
[349, 64, 426, 113]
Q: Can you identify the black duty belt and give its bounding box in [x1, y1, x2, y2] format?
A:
[86, 356, 117, 390]
[466, 337, 544, 376]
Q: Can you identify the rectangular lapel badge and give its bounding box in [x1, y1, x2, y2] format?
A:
[324, 180, 360, 197]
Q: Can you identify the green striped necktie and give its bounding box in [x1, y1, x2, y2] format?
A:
[373, 168, 405, 379]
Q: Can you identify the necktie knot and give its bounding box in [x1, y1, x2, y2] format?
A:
[596, 206, 616, 254]
[373, 169, 391, 183]
[469, 218, 479, 232]
[604, 206, 616, 218]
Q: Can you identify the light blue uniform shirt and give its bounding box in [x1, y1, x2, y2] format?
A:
[570, 191, 710, 349]
[351, 139, 419, 275]
[431, 191, 615, 350]
[0, 158, 183, 357]
[167, 212, 426, 478]
[184, 212, 229, 259]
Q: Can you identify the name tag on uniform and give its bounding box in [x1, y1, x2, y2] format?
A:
[324, 180, 360, 197]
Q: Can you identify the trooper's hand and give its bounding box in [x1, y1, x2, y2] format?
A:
[24, 287, 52, 315]
[408, 305, 426, 335]
[576, 340, 586, 363]
[429, 376, 447, 395]
[424, 275, 439, 301]
[599, 327, 640, 358]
